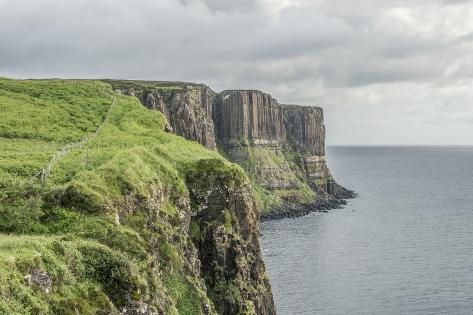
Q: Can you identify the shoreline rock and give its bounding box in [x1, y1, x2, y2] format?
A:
[260, 188, 356, 222]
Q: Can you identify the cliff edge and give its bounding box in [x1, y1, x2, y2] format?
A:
[105, 80, 354, 220]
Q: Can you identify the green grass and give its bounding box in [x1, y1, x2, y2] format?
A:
[0, 77, 231, 313]
[0, 235, 125, 314]
[0, 139, 61, 178]
[232, 146, 315, 212]
[0, 78, 111, 143]
[0, 78, 111, 180]
[163, 274, 202, 315]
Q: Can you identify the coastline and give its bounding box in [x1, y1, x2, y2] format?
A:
[261, 187, 356, 222]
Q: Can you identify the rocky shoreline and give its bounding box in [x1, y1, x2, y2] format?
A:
[261, 188, 356, 222]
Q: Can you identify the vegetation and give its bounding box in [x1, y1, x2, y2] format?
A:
[0, 78, 229, 314]
[232, 146, 315, 212]
[0, 78, 111, 180]
[101, 79, 198, 92]
[0, 235, 121, 314]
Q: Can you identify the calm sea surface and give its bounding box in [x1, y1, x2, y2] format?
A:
[261, 146, 473, 314]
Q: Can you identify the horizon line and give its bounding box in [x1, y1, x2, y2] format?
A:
[327, 144, 473, 147]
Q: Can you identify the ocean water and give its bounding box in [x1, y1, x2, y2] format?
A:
[261, 146, 473, 314]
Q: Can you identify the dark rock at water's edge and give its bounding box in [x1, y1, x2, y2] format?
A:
[260, 186, 356, 222]
[103, 80, 355, 221]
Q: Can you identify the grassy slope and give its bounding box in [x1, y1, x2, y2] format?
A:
[0, 79, 111, 181]
[220, 145, 316, 212]
[0, 78, 232, 314]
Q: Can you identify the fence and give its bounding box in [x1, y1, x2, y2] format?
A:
[33, 93, 116, 184]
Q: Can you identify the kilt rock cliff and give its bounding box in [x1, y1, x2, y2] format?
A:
[0, 78, 352, 315]
[106, 80, 354, 221]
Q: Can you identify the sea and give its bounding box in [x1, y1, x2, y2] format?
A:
[261, 146, 473, 314]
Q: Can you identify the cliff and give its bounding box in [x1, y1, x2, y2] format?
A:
[103, 80, 217, 150]
[0, 78, 275, 314]
[214, 90, 354, 219]
[186, 159, 274, 314]
[106, 80, 354, 220]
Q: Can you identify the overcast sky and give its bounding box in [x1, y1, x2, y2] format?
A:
[2, 0, 473, 145]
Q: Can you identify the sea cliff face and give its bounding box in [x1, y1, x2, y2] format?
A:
[0, 78, 352, 314]
[214, 90, 353, 220]
[106, 80, 354, 220]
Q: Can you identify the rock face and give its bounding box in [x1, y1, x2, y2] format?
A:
[109, 81, 217, 150]
[214, 90, 353, 219]
[142, 85, 216, 150]
[106, 80, 354, 220]
[213, 91, 325, 155]
[186, 159, 275, 315]
[213, 91, 285, 146]
[282, 104, 325, 156]
[24, 269, 52, 294]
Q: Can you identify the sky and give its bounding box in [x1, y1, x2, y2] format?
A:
[1, 0, 473, 145]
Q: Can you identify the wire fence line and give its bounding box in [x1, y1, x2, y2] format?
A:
[33, 93, 116, 184]
[63, 79, 92, 85]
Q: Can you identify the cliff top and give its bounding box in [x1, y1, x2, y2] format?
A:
[282, 103, 323, 111]
[101, 79, 210, 91]
[103, 80, 324, 111]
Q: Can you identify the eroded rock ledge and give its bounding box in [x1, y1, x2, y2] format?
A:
[104, 80, 355, 220]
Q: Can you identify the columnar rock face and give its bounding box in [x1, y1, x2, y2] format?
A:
[106, 80, 353, 219]
[213, 90, 353, 219]
[282, 105, 325, 156]
[214, 90, 285, 146]
[213, 90, 325, 156]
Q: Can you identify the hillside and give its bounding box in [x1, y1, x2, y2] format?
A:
[0, 78, 274, 314]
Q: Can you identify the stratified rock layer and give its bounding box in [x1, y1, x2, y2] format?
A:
[214, 90, 353, 219]
[106, 80, 354, 220]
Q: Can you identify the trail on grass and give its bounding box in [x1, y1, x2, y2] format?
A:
[35, 92, 116, 182]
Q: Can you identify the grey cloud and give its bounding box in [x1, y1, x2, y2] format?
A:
[1, 0, 473, 144]
[442, 0, 471, 5]
[348, 69, 434, 87]
[180, 0, 256, 13]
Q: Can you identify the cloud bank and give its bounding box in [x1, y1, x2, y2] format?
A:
[1, 0, 473, 144]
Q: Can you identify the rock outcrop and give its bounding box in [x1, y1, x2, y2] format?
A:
[141, 85, 217, 150]
[186, 159, 275, 314]
[105, 80, 354, 220]
[104, 80, 217, 150]
[213, 91, 285, 146]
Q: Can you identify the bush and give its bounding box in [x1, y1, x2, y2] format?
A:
[79, 243, 147, 307]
